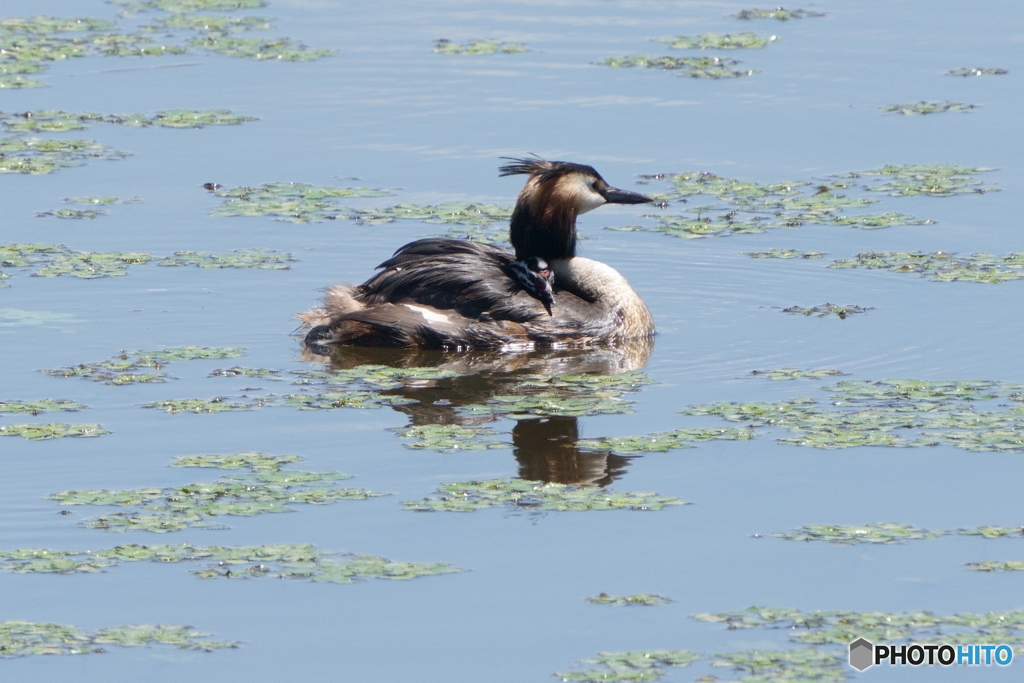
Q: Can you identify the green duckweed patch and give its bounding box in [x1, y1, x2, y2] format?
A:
[617, 165, 995, 240]
[748, 368, 848, 381]
[830, 251, 1024, 283]
[772, 523, 1024, 545]
[781, 303, 871, 318]
[556, 649, 700, 683]
[404, 478, 686, 513]
[0, 75, 45, 88]
[141, 14, 274, 32]
[744, 249, 825, 259]
[0, 109, 256, 132]
[0, 399, 86, 414]
[37, 209, 104, 219]
[113, 0, 267, 13]
[391, 424, 508, 453]
[692, 606, 1024, 647]
[51, 451, 387, 532]
[577, 428, 754, 455]
[0, 423, 109, 439]
[655, 32, 777, 49]
[736, 8, 825, 20]
[0, 620, 236, 657]
[684, 378, 1024, 451]
[0, 543, 461, 584]
[187, 35, 334, 60]
[140, 397, 271, 413]
[434, 38, 527, 55]
[967, 561, 1024, 572]
[710, 649, 844, 682]
[0, 243, 291, 285]
[772, 523, 944, 544]
[280, 391, 416, 410]
[587, 593, 673, 606]
[210, 182, 393, 223]
[42, 346, 244, 384]
[208, 366, 285, 380]
[157, 248, 294, 269]
[881, 101, 976, 115]
[948, 67, 1007, 77]
[599, 55, 755, 78]
[0, 138, 128, 175]
[841, 164, 997, 196]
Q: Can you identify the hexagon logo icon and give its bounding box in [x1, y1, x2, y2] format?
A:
[850, 638, 874, 671]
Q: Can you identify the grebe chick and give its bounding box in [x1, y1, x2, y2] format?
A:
[508, 256, 555, 315]
[300, 158, 655, 351]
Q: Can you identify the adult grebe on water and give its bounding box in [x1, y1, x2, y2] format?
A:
[299, 158, 655, 351]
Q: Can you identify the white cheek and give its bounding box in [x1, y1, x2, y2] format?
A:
[571, 176, 607, 214]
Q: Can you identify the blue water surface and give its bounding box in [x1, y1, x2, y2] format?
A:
[2, 0, 1024, 680]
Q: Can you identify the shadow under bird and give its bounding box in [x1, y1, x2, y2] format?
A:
[299, 158, 655, 351]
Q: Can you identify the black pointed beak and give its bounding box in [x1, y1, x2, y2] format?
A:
[601, 187, 653, 204]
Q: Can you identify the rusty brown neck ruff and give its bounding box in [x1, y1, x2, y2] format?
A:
[509, 173, 579, 261]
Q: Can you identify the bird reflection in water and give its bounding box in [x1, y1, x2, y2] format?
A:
[300, 337, 653, 487]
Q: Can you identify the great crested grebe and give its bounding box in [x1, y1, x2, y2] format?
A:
[299, 158, 655, 351]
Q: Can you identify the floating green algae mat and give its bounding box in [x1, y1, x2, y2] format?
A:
[434, 38, 527, 55]
[157, 248, 295, 269]
[744, 249, 825, 259]
[557, 606, 1024, 682]
[403, 478, 686, 512]
[391, 424, 508, 453]
[0, 138, 128, 175]
[587, 593, 672, 606]
[683, 378, 1024, 451]
[51, 451, 387, 532]
[187, 35, 334, 60]
[0, 109, 256, 132]
[577, 428, 754, 455]
[141, 14, 273, 32]
[209, 182, 393, 222]
[42, 346, 245, 384]
[968, 561, 1024, 572]
[37, 208, 104, 219]
[709, 649, 844, 682]
[598, 55, 755, 78]
[615, 164, 996, 240]
[655, 32, 777, 49]
[209, 366, 285, 379]
[0, 621, 236, 657]
[556, 650, 700, 683]
[772, 523, 944, 544]
[748, 368, 848, 381]
[841, 164, 997, 196]
[140, 396, 271, 413]
[113, 0, 267, 12]
[948, 67, 1007, 77]
[0, 543, 463, 584]
[881, 101, 976, 115]
[0, 399, 86, 414]
[781, 303, 871, 318]
[0, 423, 109, 439]
[772, 523, 1024, 545]
[63, 196, 141, 205]
[830, 251, 1024, 283]
[280, 391, 416, 410]
[692, 606, 1024, 646]
[736, 8, 825, 20]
